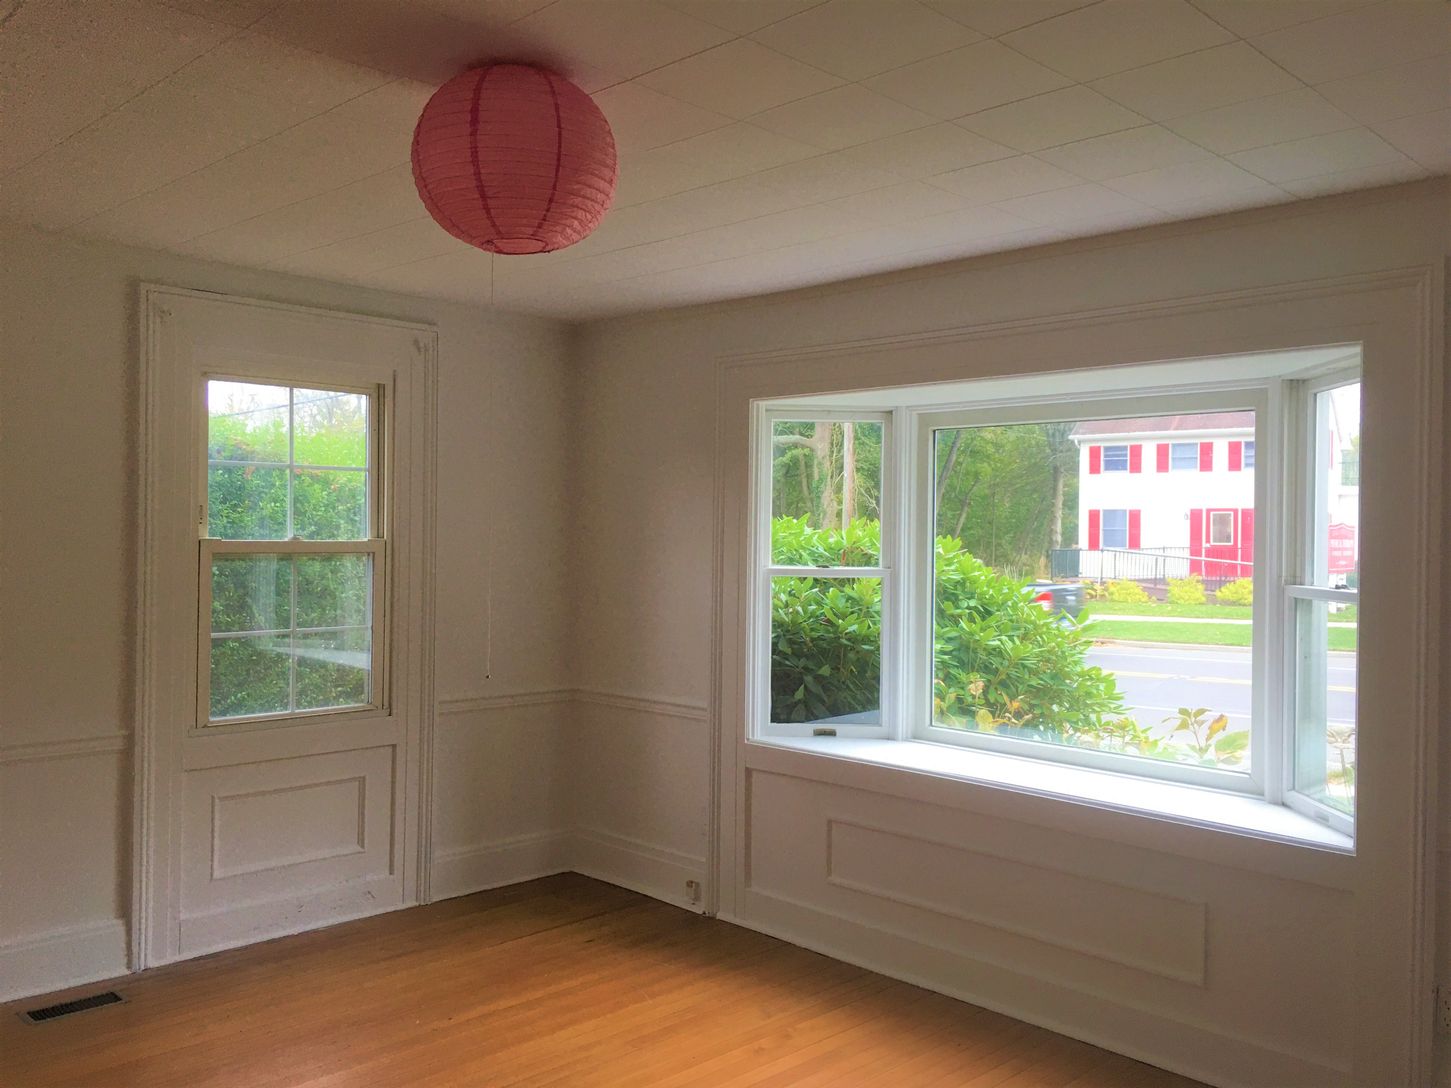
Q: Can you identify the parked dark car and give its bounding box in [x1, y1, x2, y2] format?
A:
[1024, 580, 1085, 625]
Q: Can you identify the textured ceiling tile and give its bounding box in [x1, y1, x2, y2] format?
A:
[1165, 87, 1359, 154]
[509, 0, 734, 86]
[924, 0, 1097, 36]
[752, 151, 908, 202]
[184, 30, 393, 114]
[1278, 158, 1429, 197]
[1103, 158, 1278, 207]
[751, 0, 980, 80]
[1229, 126, 1411, 182]
[930, 154, 1082, 204]
[1371, 109, 1451, 171]
[270, 217, 457, 275]
[592, 83, 733, 154]
[1002, 0, 1233, 82]
[750, 85, 937, 151]
[865, 40, 1070, 120]
[661, 0, 826, 35]
[1035, 125, 1213, 180]
[831, 123, 1016, 178]
[820, 182, 971, 225]
[1090, 42, 1305, 122]
[1316, 55, 1451, 125]
[958, 86, 1145, 151]
[1186, 0, 1368, 38]
[637, 39, 843, 119]
[1251, 1, 1451, 84]
[990, 182, 1155, 226]
[158, 0, 282, 27]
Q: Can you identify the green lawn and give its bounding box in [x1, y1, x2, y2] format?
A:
[1082, 601, 1253, 620]
[1082, 600, 1358, 623]
[1086, 619, 1357, 651]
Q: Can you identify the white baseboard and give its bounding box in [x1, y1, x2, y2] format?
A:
[570, 828, 707, 913]
[0, 919, 129, 1003]
[430, 830, 572, 901]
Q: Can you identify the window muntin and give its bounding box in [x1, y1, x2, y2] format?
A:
[1169, 441, 1199, 470]
[1288, 380, 1360, 828]
[763, 416, 888, 736]
[200, 379, 383, 726]
[1101, 509, 1129, 549]
[1100, 444, 1129, 471]
[751, 362, 1360, 829]
[1209, 510, 1235, 545]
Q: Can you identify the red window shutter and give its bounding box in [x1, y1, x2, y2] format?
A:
[1088, 509, 1101, 550]
[1128, 509, 1141, 549]
[1089, 446, 1102, 474]
[1240, 508, 1254, 568]
[1129, 444, 1142, 473]
[1189, 508, 1204, 574]
[1156, 443, 1169, 472]
[1228, 441, 1242, 471]
[1199, 441, 1213, 471]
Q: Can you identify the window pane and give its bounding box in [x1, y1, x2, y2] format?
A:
[292, 468, 368, 540]
[207, 552, 374, 723]
[1293, 598, 1358, 816]
[295, 554, 371, 630]
[208, 465, 288, 539]
[770, 575, 880, 726]
[212, 555, 290, 635]
[934, 415, 1254, 773]
[1101, 445, 1128, 471]
[205, 379, 372, 542]
[770, 420, 882, 565]
[210, 636, 291, 719]
[208, 381, 289, 463]
[1313, 382, 1360, 589]
[1102, 509, 1128, 549]
[1170, 442, 1199, 470]
[294, 387, 368, 468]
[1243, 441, 1255, 469]
[295, 628, 372, 711]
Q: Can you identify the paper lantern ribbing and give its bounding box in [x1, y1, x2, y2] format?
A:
[411, 64, 617, 255]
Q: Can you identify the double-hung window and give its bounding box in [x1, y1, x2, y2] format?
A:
[1169, 441, 1199, 470]
[1100, 509, 1130, 550]
[200, 380, 384, 725]
[1100, 444, 1129, 471]
[750, 352, 1362, 841]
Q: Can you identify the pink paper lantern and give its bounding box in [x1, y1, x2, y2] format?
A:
[411, 64, 617, 255]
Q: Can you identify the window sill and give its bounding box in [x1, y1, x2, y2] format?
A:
[753, 735, 1353, 853]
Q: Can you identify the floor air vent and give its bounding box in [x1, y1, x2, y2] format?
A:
[21, 991, 123, 1024]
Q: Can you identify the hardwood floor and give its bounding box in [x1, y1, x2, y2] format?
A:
[1, 875, 1206, 1087]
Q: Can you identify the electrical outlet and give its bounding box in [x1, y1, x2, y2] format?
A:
[1439, 985, 1451, 1033]
[685, 879, 701, 904]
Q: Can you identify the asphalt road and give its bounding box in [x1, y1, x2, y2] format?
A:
[1085, 642, 1357, 738]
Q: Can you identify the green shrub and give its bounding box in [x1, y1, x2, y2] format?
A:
[1105, 579, 1150, 603]
[769, 518, 1125, 740]
[1216, 578, 1253, 606]
[1167, 575, 1206, 605]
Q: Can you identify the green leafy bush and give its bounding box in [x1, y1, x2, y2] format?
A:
[1215, 578, 1253, 606]
[1105, 579, 1150, 603]
[1167, 575, 1206, 605]
[769, 518, 1125, 742]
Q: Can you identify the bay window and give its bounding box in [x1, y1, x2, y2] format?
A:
[750, 353, 1362, 841]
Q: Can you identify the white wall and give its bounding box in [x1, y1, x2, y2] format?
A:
[0, 221, 574, 996]
[569, 180, 1450, 1087]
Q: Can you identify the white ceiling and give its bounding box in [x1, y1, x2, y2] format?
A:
[3, 0, 1447, 320]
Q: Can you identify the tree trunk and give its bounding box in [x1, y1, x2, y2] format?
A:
[841, 422, 856, 528]
[809, 423, 837, 529]
[935, 431, 966, 511]
[1049, 459, 1065, 550]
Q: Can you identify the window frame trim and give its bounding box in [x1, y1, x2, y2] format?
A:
[1280, 366, 1362, 837]
[194, 373, 391, 732]
[753, 408, 894, 740]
